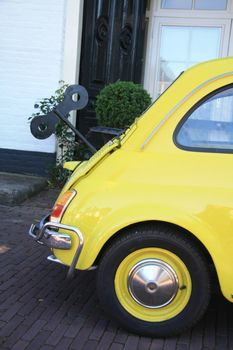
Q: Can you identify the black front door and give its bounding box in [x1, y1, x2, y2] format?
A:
[78, 0, 147, 134]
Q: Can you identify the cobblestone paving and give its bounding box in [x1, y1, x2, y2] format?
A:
[0, 189, 233, 350]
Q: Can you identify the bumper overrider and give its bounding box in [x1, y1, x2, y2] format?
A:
[28, 214, 84, 278]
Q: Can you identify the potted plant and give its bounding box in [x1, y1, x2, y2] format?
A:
[89, 80, 151, 148]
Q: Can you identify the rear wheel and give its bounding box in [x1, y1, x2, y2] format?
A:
[97, 225, 211, 337]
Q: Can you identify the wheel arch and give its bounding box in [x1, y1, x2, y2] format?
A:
[94, 220, 219, 285]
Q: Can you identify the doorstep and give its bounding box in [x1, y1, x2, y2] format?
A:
[0, 172, 47, 205]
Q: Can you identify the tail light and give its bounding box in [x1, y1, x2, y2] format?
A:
[50, 190, 76, 223]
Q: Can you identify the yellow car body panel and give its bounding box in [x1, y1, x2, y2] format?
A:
[53, 57, 233, 302]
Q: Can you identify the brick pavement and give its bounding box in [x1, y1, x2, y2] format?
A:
[0, 189, 233, 350]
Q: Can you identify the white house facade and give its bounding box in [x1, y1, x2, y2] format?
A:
[0, 0, 233, 175]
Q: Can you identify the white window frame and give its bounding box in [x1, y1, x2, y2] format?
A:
[143, 0, 233, 99]
[156, 0, 233, 17]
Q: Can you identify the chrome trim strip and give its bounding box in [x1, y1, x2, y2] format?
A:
[87, 265, 98, 271]
[140, 71, 233, 150]
[47, 254, 65, 265]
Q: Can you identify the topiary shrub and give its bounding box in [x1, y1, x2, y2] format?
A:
[95, 80, 152, 129]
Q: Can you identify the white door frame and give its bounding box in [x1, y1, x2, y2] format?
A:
[62, 0, 84, 125]
[63, 0, 84, 85]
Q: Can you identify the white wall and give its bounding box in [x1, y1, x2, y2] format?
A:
[0, 0, 66, 153]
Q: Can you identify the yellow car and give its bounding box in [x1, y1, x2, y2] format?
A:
[29, 57, 233, 337]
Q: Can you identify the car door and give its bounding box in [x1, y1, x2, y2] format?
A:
[172, 83, 233, 299]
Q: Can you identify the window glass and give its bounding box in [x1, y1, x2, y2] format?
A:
[158, 26, 221, 95]
[161, 0, 192, 9]
[176, 87, 233, 151]
[194, 0, 227, 10]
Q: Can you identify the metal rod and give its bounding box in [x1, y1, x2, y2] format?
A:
[53, 109, 97, 154]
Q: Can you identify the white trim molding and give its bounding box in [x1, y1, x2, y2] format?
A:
[62, 0, 84, 128]
[63, 0, 84, 85]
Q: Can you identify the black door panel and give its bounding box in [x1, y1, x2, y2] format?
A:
[78, 0, 147, 134]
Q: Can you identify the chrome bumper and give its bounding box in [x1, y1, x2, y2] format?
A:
[28, 214, 84, 278]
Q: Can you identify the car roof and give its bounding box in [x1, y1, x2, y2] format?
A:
[124, 57, 233, 150]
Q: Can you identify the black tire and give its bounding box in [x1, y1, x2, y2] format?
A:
[96, 224, 211, 337]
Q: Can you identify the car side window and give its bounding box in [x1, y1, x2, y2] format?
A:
[176, 86, 233, 152]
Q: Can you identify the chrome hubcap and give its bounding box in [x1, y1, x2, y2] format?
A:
[127, 259, 179, 308]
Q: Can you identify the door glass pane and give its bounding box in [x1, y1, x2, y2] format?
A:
[161, 0, 192, 9]
[194, 0, 227, 10]
[158, 26, 221, 95]
[176, 87, 233, 151]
